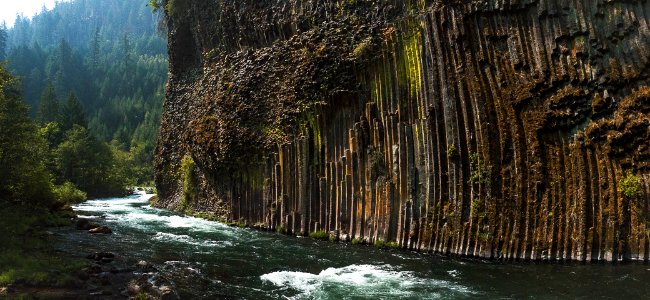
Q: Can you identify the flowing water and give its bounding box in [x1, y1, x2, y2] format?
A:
[58, 194, 650, 299]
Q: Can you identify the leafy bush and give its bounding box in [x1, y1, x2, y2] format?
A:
[309, 230, 329, 240]
[447, 143, 457, 158]
[468, 152, 491, 185]
[54, 182, 87, 205]
[619, 171, 642, 199]
[374, 239, 399, 249]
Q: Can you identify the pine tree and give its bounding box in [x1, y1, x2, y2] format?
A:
[38, 82, 59, 124]
[0, 64, 54, 205]
[89, 27, 101, 72]
[0, 22, 7, 61]
[59, 92, 86, 132]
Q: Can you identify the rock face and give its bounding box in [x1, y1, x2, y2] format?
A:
[155, 0, 650, 261]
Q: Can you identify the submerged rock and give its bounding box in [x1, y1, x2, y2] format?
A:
[89, 226, 112, 234]
[86, 252, 115, 263]
[75, 218, 100, 230]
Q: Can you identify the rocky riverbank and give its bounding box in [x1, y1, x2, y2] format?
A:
[0, 204, 178, 299]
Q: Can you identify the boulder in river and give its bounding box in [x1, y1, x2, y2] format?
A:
[86, 252, 115, 262]
[76, 218, 100, 230]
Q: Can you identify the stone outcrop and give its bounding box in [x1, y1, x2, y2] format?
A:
[155, 0, 650, 261]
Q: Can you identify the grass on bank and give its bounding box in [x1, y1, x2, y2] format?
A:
[0, 205, 88, 288]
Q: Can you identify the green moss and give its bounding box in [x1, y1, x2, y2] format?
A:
[369, 147, 387, 180]
[447, 143, 457, 158]
[619, 171, 642, 199]
[165, 0, 187, 16]
[352, 37, 373, 59]
[134, 291, 149, 300]
[178, 154, 197, 213]
[374, 239, 400, 249]
[471, 198, 483, 216]
[468, 152, 491, 186]
[237, 220, 247, 228]
[0, 207, 88, 287]
[309, 230, 329, 240]
[148, 0, 163, 12]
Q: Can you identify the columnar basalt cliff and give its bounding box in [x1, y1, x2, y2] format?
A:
[155, 0, 650, 261]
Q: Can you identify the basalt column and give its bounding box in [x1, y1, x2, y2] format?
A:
[155, 0, 650, 262]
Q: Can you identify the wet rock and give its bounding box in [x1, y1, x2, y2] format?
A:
[76, 218, 100, 230]
[136, 260, 154, 270]
[126, 276, 148, 295]
[159, 285, 178, 300]
[329, 230, 339, 241]
[76, 269, 90, 281]
[88, 226, 112, 234]
[84, 265, 103, 274]
[86, 252, 115, 263]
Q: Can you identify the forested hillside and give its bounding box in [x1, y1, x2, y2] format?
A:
[0, 0, 166, 186]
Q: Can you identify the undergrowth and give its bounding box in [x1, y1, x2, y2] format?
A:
[0, 206, 87, 288]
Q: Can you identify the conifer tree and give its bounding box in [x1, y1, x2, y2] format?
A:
[38, 82, 59, 124]
[59, 92, 86, 132]
[0, 22, 7, 61]
[0, 64, 54, 205]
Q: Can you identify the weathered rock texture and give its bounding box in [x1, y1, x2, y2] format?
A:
[155, 0, 650, 261]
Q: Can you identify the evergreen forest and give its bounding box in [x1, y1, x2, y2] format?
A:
[0, 0, 166, 201]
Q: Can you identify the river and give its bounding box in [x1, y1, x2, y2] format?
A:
[56, 193, 650, 299]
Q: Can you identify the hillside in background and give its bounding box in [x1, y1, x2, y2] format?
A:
[2, 0, 167, 185]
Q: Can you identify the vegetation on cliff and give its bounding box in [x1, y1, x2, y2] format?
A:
[156, 0, 650, 262]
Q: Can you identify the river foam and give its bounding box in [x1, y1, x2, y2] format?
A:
[152, 232, 233, 248]
[260, 264, 473, 299]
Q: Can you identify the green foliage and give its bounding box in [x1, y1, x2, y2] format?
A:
[619, 171, 642, 199]
[471, 198, 481, 213]
[309, 230, 329, 240]
[447, 143, 457, 158]
[165, 0, 186, 16]
[0, 64, 55, 206]
[0, 23, 6, 61]
[58, 92, 86, 132]
[149, 0, 164, 12]
[55, 125, 131, 197]
[369, 147, 387, 180]
[6, 0, 167, 185]
[0, 206, 87, 287]
[374, 239, 400, 249]
[276, 224, 287, 234]
[178, 154, 197, 212]
[352, 38, 373, 59]
[53, 182, 87, 205]
[351, 237, 362, 245]
[38, 82, 59, 124]
[468, 152, 491, 185]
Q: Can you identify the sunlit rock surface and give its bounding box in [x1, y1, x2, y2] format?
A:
[155, 0, 650, 261]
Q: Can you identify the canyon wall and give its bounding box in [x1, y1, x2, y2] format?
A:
[155, 0, 650, 261]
